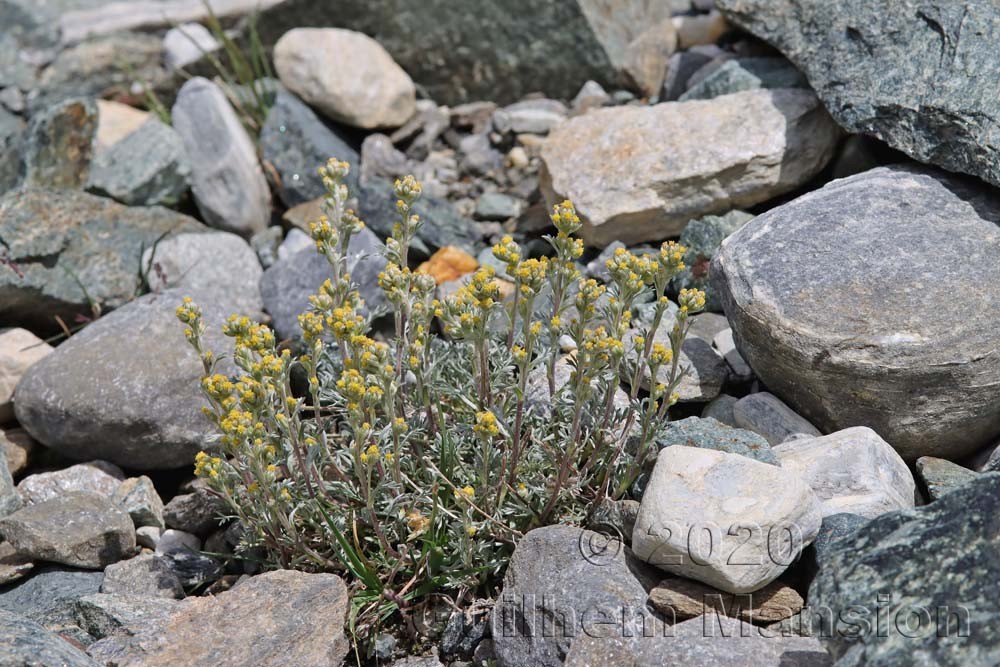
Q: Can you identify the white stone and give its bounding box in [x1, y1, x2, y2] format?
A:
[672, 11, 729, 49]
[773, 427, 916, 519]
[492, 99, 568, 135]
[164, 23, 220, 71]
[632, 445, 822, 593]
[0, 328, 52, 423]
[156, 528, 201, 555]
[733, 392, 821, 445]
[94, 100, 151, 153]
[142, 231, 262, 305]
[136, 525, 163, 550]
[17, 461, 124, 506]
[277, 228, 313, 261]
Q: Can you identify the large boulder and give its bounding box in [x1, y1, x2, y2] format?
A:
[711, 165, 1000, 460]
[0, 609, 99, 667]
[808, 473, 1000, 665]
[716, 0, 1000, 188]
[541, 89, 840, 246]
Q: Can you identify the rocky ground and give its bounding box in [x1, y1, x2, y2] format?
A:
[1, 0, 999, 666]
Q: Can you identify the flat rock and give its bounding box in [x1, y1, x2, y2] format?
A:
[75, 593, 180, 641]
[112, 476, 164, 529]
[808, 473, 1000, 665]
[0, 188, 205, 332]
[141, 231, 261, 306]
[101, 555, 183, 599]
[915, 456, 978, 501]
[774, 427, 915, 519]
[711, 165, 1000, 460]
[23, 97, 96, 190]
[648, 575, 804, 624]
[655, 416, 777, 466]
[0, 565, 103, 641]
[14, 287, 258, 470]
[493, 99, 568, 135]
[732, 392, 821, 445]
[94, 100, 151, 152]
[274, 28, 416, 129]
[0, 542, 33, 585]
[0, 491, 135, 569]
[679, 56, 808, 101]
[632, 446, 822, 593]
[171, 77, 271, 236]
[17, 461, 124, 506]
[540, 88, 839, 246]
[87, 569, 350, 667]
[717, 0, 1000, 188]
[0, 608, 99, 667]
[0, 328, 53, 423]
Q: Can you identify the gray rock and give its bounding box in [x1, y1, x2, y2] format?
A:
[711, 165, 1000, 460]
[0, 542, 32, 586]
[491, 525, 664, 667]
[475, 192, 525, 221]
[135, 526, 162, 551]
[712, 329, 752, 380]
[0, 188, 205, 332]
[360, 133, 416, 184]
[679, 57, 808, 101]
[155, 529, 200, 556]
[0, 492, 135, 569]
[259, 89, 360, 208]
[701, 394, 739, 427]
[259, 226, 388, 340]
[87, 119, 191, 206]
[1, 426, 36, 478]
[717, 0, 1000, 188]
[627, 325, 729, 403]
[655, 416, 777, 465]
[23, 97, 96, 190]
[277, 228, 312, 260]
[807, 512, 869, 572]
[14, 287, 259, 470]
[732, 392, 821, 446]
[163, 23, 220, 71]
[633, 446, 822, 593]
[541, 89, 839, 246]
[163, 479, 223, 535]
[686, 311, 731, 343]
[101, 554, 183, 599]
[672, 210, 753, 312]
[458, 132, 503, 177]
[0, 608, 99, 667]
[250, 226, 283, 270]
[588, 498, 640, 544]
[141, 231, 261, 306]
[808, 473, 1000, 666]
[112, 477, 165, 530]
[915, 457, 978, 501]
[661, 45, 722, 101]
[172, 77, 271, 236]
[159, 548, 223, 590]
[584, 241, 625, 283]
[0, 564, 103, 643]
[0, 451, 17, 518]
[570, 79, 610, 114]
[0, 328, 53, 424]
[75, 593, 179, 640]
[0, 106, 24, 193]
[17, 461, 124, 506]
[493, 99, 568, 135]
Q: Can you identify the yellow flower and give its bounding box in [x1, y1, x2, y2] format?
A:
[406, 510, 430, 534]
[473, 411, 500, 438]
[454, 485, 476, 502]
[466, 525, 478, 537]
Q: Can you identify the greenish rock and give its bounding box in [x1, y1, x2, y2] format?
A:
[23, 97, 96, 190]
[808, 512, 869, 572]
[655, 416, 778, 465]
[915, 456, 978, 501]
[87, 119, 191, 206]
[0, 609, 99, 667]
[0, 189, 205, 332]
[679, 57, 808, 101]
[717, 0, 1000, 188]
[259, 89, 359, 208]
[0, 565, 104, 643]
[0, 0, 59, 92]
[0, 107, 24, 193]
[673, 210, 752, 312]
[808, 474, 1000, 666]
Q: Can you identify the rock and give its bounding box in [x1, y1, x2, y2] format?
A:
[656, 416, 776, 466]
[14, 287, 259, 470]
[0, 328, 52, 424]
[155, 529, 200, 556]
[774, 427, 915, 519]
[360, 133, 417, 184]
[0, 452, 16, 519]
[680, 57, 808, 101]
[571, 80, 610, 114]
[274, 28, 416, 129]
[17, 461, 124, 506]
[627, 325, 729, 403]
[0, 542, 33, 586]
[672, 11, 728, 49]
[701, 394, 739, 428]
[458, 133, 503, 177]
[588, 498, 640, 544]
[712, 329, 752, 380]
[475, 192, 525, 221]
[158, 548, 223, 590]
[0, 107, 25, 194]
[75, 593, 179, 640]
[163, 480, 223, 535]
[101, 555, 183, 599]
[717, 0, 1000, 188]
[135, 526, 162, 551]
[172, 77, 271, 236]
[163, 23, 220, 71]
[806, 512, 869, 573]
[0, 609, 99, 667]
[711, 165, 1000, 460]
[1, 427, 35, 478]
[808, 473, 1000, 665]
[86, 119, 191, 207]
[732, 393, 821, 446]
[277, 228, 312, 260]
[0, 189, 205, 332]
[250, 226, 283, 270]
[94, 100, 151, 152]
[686, 311, 731, 343]
[416, 247, 479, 285]
[541, 89, 839, 246]
[915, 457, 978, 501]
[0, 564, 104, 642]
[141, 231, 261, 306]
[0, 492, 135, 569]
[259, 227, 388, 340]
[618, 17, 679, 95]
[23, 97, 96, 190]
[672, 210, 753, 312]
[491, 525, 664, 666]
[440, 606, 489, 657]
[112, 477, 165, 530]
[259, 89, 360, 208]
[649, 576, 803, 623]
[87, 569, 350, 667]
[493, 99, 568, 135]
[632, 446, 822, 593]
[661, 45, 722, 101]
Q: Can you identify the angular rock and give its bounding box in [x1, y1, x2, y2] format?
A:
[915, 457, 978, 501]
[701, 394, 739, 428]
[250, 226, 283, 270]
[101, 555, 183, 599]
[632, 446, 822, 593]
[259, 89, 360, 208]
[155, 529, 200, 556]
[717, 0, 1000, 188]
[1, 427, 35, 478]
[112, 476, 165, 530]
[0, 492, 135, 569]
[171, 77, 271, 236]
[774, 427, 915, 519]
[274, 28, 416, 129]
[17, 461, 124, 506]
[0, 328, 53, 424]
[0, 451, 16, 518]
[0, 609, 99, 667]
[672, 10, 728, 49]
[86, 119, 191, 207]
[672, 210, 752, 312]
[732, 392, 821, 446]
[570, 79, 610, 114]
[661, 45, 723, 101]
[158, 548, 223, 590]
[712, 329, 752, 380]
[75, 593, 180, 641]
[680, 57, 808, 101]
[655, 416, 777, 466]
[94, 100, 150, 153]
[712, 165, 1000, 460]
[135, 526, 162, 551]
[141, 231, 261, 306]
[0, 188, 205, 332]
[0, 541, 32, 586]
[163, 23, 220, 71]
[417, 247, 479, 285]
[0, 106, 25, 194]
[163, 479, 223, 535]
[23, 97, 96, 190]
[541, 88, 839, 246]
[475, 192, 525, 221]
[87, 569, 350, 667]
[648, 575, 803, 624]
[806, 512, 869, 575]
[14, 287, 258, 469]
[808, 473, 1000, 665]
